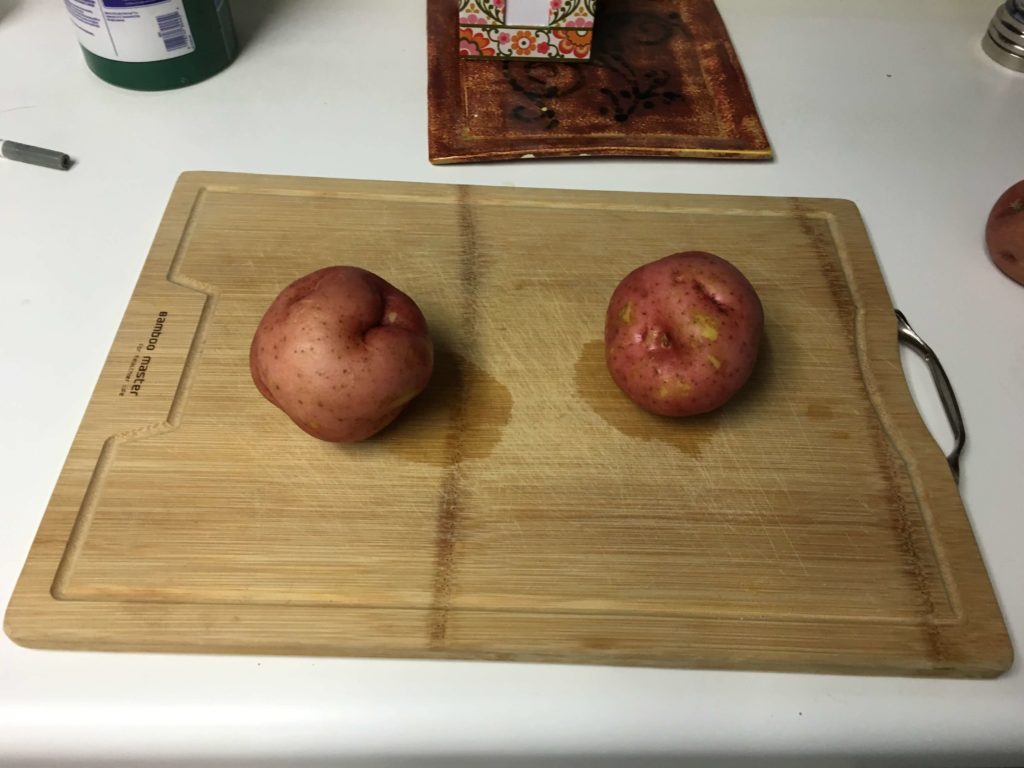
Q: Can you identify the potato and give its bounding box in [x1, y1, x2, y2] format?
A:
[985, 179, 1024, 286]
[250, 266, 434, 442]
[604, 251, 764, 417]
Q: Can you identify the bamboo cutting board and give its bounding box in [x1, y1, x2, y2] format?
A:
[4, 173, 1012, 676]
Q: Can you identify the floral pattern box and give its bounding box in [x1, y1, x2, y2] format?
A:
[460, 0, 597, 60]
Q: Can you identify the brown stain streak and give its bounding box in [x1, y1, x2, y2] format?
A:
[430, 186, 480, 646]
[381, 347, 511, 466]
[805, 402, 834, 421]
[792, 201, 855, 344]
[792, 199, 945, 661]
[874, 427, 947, 662]
[431, 406, 467, 645]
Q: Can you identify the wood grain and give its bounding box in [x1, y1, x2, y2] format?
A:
[4, 172, 1012, 676]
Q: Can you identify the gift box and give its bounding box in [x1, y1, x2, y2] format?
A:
[459, 0, 596, 61]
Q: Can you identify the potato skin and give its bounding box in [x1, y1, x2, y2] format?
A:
[250, 266, 434, 442]
[604, 251, 763, 417]
[985, 180, 1024, 286]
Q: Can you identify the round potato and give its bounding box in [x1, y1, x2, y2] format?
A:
[604, 251, 764, 417]
[250, 266, 434, 442]
[985, 179, 1024, 285]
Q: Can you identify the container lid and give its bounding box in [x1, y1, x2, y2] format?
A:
[983, 0, 1024, 72]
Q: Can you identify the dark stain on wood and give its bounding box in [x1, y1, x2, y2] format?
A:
[874, 425, 949, 663]
[791, 200, 856, 347]
[805, 402, 835, 421]
[574, 333, 773, 457]
[429, 187, 481, 647]
[431, 414, 466, 646]
[382, 343, 512, 466]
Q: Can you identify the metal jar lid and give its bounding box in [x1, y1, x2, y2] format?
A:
[983, 0, 1024, 72]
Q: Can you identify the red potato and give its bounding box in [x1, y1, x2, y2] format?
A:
[250, 266, 434, 442]
[605, 251, 764, 417]
[985, 179, 1024, 285]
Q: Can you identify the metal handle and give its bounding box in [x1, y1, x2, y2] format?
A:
[895, 310, 965, 484]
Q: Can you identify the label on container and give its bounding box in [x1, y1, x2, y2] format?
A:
[65, 0, 195, 63]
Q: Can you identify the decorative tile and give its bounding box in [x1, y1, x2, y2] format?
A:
[459, 0, 597, 60]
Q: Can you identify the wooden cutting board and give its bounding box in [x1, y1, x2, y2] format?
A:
[5, 173, 1012, 676]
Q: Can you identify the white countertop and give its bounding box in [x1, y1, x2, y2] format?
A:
[1, 1, 1022, 765]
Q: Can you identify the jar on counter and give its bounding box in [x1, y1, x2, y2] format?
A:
[64, 0, 237, 91]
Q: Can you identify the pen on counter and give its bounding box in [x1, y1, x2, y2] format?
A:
[0, 140, 72, 171]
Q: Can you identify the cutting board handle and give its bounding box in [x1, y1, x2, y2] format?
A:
[896, 310, 966, 485]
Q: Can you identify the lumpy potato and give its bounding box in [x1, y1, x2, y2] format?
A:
[250, 266, 434, 442]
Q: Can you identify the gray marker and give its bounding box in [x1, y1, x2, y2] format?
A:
[1, 140, 71, 171]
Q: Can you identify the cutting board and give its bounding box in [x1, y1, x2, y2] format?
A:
[5, 173, 1012, 676]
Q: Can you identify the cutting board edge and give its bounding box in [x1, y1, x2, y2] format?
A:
[3, 593, 1013, 678]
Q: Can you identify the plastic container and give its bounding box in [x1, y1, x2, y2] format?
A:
[64, 0, 237, 91]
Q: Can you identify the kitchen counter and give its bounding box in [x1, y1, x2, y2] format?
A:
[1, 1, 1022, 765]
